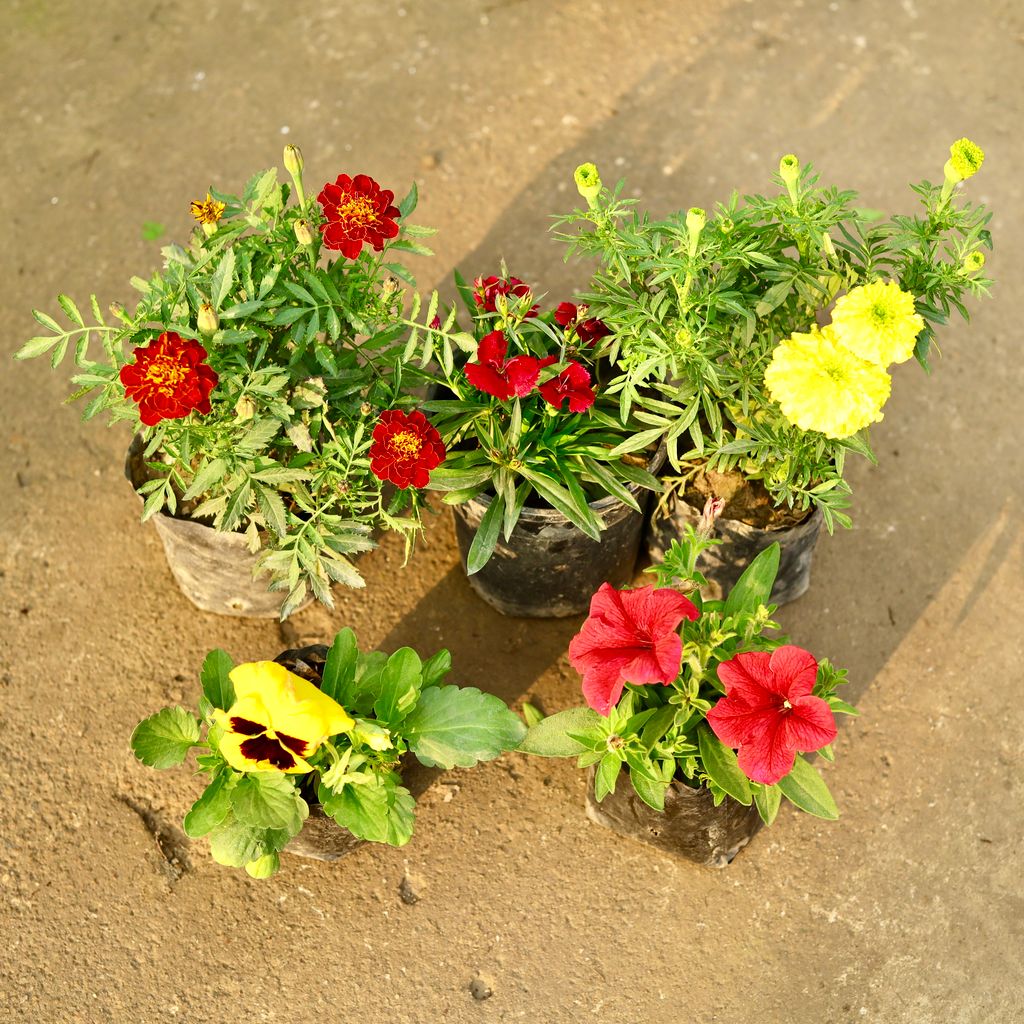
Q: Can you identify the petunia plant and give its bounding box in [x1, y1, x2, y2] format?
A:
[16, 145, 447, 614]
[403, 267, 661, 571]
[131, 631, 526, 878]
[520, 523, 854, 823]
[556, 142, 994, 530]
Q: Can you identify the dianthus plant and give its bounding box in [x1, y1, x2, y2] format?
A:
[521, 528, 855, 824]
[17, 146, 443, 615]
[557, 142, 993, 528]
[402, 268, 660, 572]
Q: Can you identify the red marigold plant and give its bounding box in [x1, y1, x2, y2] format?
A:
[402, 265, 661, 572]
[520, 527, 854, 822]
[16, 145, 445, 615]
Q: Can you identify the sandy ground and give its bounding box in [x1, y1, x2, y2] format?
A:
[2, 0, 1023, 1021]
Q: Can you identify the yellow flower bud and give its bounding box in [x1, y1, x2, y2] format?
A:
[294, 218, 314, 246]
[778, 154, 801, 187]
[283, 144, 304, 177]
[353, 719, 392, 752]
[961, 250, 986, 274]
[234, 395, 256, 422]
[201, 222, 217, 238]
[946, 138, 984, 182]
[197, 302, 219, 335]
[717, 216, 734, 235]
[244, 853, 280, 879]
[574, 162, 602, 202]
[686, 207, 706, 235]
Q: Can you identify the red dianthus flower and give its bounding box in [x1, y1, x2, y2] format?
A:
[119, 332, 218, 427]
[317, 173, 400, 259]
[368, 409, 446, 489]
[473, 274, 539, 317]
[706, 646, 838, 785]
[465, 331, 543, 401]
[568, 583, 699, 716]
[553, 301, 612, 347]
[538, 358, 596, 413]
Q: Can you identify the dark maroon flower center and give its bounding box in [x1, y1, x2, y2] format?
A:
[229, 715, 309, 769]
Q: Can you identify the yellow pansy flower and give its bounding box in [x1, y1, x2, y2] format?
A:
[829, 281, 924, 367]
[213, 661, 353, 774]
[764, 325, 892, 440]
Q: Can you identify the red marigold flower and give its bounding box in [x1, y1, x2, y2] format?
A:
[538, 358, 596, 413]
[119, 331, 218, 427]
[369, 409, 446, 489]
[553, 301, 612, 347]
[473, 274, 539, 317]
[465, 330, 543, 401]
[568, 583, 699, 716]
[706, 646, 838, 785]
[317, 173, 401, 259]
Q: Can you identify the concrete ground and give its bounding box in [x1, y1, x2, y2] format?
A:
[1, 0, 1022, 1021]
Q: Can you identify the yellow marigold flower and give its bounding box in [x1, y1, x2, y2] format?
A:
[764, 325, 891, 440]
[829, 281, 924, 367]
[212, 661, 354, 774]
[189, 193, 225, 227]
[948, 138, 985, 181]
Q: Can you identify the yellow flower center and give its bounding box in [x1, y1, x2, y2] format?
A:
[870, 303, 891, 326]
[389, 430, 423, 459]
[190, 194, 225, 226]
[823, 361, 849, 384]
[335, 194, 378, 226]
[145, 355, 188, 394]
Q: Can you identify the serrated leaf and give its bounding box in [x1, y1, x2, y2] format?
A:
[15, 335, 62, 360]
[183, 770, 233, 837]
[208, 812, 264, 867]
[318, 770, 415, 846]
[519, 707, 603, 757]
[131, 707, 201, 769]
[211, 248, 236, 310]
[230, 772, 307, 833]
[57, 294, 84, 327]
[403, 685, 526, 769]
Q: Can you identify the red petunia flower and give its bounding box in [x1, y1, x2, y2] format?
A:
[706, 646, 838, 786]
[473, 274, 539, 317]
[465, 330, 543, 401]
[317, 173, 401, 259]
[119, 331, 218, 427]
[553, 301, 612, 347]
[538, 358, 596, 413]
[369, 409, 446, 489]
[568, 583, 700, 716]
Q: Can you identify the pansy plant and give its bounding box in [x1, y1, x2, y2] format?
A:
[520, 525, 855, 823]
[16, 145, 447, 615]
[403, 265, 661, 572]
[131, 631, 526, 877]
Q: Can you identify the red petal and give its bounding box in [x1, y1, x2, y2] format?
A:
[736, 714, 797, 785]
[578, 657, 631, 716]
[784, 695, 838, 751]
[554, 302, 578, 327]
[706, 693, 765, 749]
[465, 362, 513, 400]
[476, 331, 508, 368]
[505, 356, 542, 396]
[716, 651, 776, 702]
[770, 645, 819, 698]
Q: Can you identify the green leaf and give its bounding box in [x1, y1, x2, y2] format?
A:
[15, 335, 62, 360]
[130, 707, 201, 769]
[200, 649, 235, 711]
[230, 772, 307, 834]
[321, 628, 359, 704]
[753, 783, 782, 826]
[777, 755, 839, 820]
[465, 493, 504, 575]
[630, 766, 668, 812]
[183, 770, 233, 837]
[518, 467, 602, 540]
[723, 542, 780, 617]
[374, 647, 423, 725]
[211, 248, 236, 309]
[594, 752, 622, 801]
[697, 724, 752, 805]
[318, 770, 415, 846]
[397, 182, 418, 219]
[57, 294, 85, 327]
[208, 812, 265, 867]
[519, 707, 604, 757]
[403, 685, 526, 769]
[420, 649, 452, 688]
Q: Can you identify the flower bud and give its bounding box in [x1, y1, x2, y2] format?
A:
[674, 326, 693, 350]
[109, 300, 128, 322]
[946, 138, 984, 183]
[717, 216, 734, 235]
[686, 207, 706, 235]
[360, 402, 373, 417]
[234, 395, 256, 422]
[574, 162, 602, 203]
[244, 853, 280, 879]
[283, 144, 304, 177]
[294, 218, 313, 246]
[353, 720, 392, 752]
[381, 277, 399, 298]
[697, 496, 725, 539]
[961, 250, 986, 275]
[197, 302, 219, 335]
[201, 222, 217, 238]
[778, 153, 801, 187]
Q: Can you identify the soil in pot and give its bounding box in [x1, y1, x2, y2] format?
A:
[452, 449, 664, 619]
[647, 466, 824, 606]
[273, 645, 438, 862]
[125, 436, 311, 619]
[584, 765, 763, 868]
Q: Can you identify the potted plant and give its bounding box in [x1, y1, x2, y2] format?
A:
[16, 145, 446, 617]
[519, 519, 853, 866]
[556, 142, 994, 603]
[130, 629, 526, 877]
[403, 267, 662, 617]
